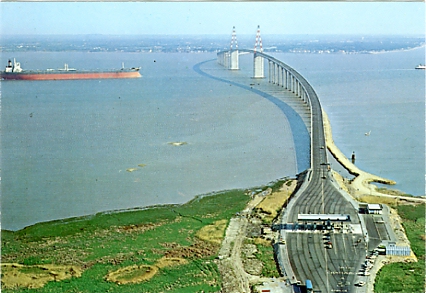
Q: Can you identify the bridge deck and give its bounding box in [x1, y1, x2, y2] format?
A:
[213, 51, 367, 292]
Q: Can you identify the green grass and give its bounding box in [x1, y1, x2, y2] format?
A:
[1, 189, 251, 292]
[374, 204, 425, 293]
[267, 177, 291, 193]
[254, 243, 280, 278]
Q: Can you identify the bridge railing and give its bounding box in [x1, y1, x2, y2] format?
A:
[217, 50, 326, 171]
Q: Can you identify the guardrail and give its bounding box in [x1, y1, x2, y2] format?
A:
[217, 49, 327, 171]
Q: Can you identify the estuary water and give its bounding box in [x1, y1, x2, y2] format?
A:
[272, 48, 425, 196]
[2, 47, 424, 230]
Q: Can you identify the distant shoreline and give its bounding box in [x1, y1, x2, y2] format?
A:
[275, 44, 426, 55]
[1, 34, 424, 54]
[366, 43, 425, 55]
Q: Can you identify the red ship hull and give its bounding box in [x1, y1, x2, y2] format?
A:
[1, 71, 141, 80]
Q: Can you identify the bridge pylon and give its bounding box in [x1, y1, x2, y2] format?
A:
[229, 26, 239, 70]
[253, 25, 264, 78]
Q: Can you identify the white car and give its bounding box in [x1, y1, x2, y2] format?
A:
[356, 281, 366, 287]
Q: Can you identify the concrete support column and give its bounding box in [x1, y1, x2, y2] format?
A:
[271, 62, 276, 84]
[284, 70, 288, 89]
[230, 50, 239, 70]
[277, 65, 281, 86]
[296, 81, 300, 97]
[253, 53, 265, 78]
[295, 79, 298, 96]
[298, 82, 302, 97]
[224, 52, 230, 69]
[217, 53, 223, 66]
[268, 61, 272, 83]
[295, 78, 298, 95]
[274, 62, 278, 84]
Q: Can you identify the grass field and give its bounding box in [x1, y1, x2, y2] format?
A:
[374, 204, 425, 293]
[1, 189, 251, 292]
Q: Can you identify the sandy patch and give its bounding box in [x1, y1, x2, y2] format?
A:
[196, 219, 228, 245]
[156, 257, 188, 268]
[106, 265, 158, 285]
[1, 263, 82, 289]
[256, 181, 296, 220]
[168, 141, 187, 146]
[106, 257, 188, 285]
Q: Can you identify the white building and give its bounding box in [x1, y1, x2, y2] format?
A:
[367, 204, 382, 214]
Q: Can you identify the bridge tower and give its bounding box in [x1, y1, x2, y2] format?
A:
[229, 26, 239, 70]
[253, 25, 264, 78]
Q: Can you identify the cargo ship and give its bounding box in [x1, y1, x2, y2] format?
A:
[1, 59, 141, 80]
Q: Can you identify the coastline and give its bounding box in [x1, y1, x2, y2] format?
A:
[366, 43, 426, 54]
[322, 110, 425, 203]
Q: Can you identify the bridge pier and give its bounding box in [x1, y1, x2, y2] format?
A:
[218, 52, 227, 67]
[297, 81, 301, 97]
[217, 52, 223, 66]
[230, 50, 239, 70]
[253, 53, 264, 78]
[223, 52, 230, 69]
[268, 60, 273, 83]
[218, 49, 311, 108]
[284, 69, 288, 89]
[277, 65, 282, 86]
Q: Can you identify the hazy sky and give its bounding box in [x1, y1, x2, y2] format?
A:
[1, 2, 424, 36]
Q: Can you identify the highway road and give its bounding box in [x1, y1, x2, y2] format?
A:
[252, 52, 369, 292]
[210, 52, 372, 292]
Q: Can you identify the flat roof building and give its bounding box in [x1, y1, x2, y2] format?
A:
[298, 214, 350, 221]
[367, 204, 382, 214]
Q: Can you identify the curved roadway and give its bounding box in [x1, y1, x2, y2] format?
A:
[256, 51, 365, 293]
[220, 50, 367, 292]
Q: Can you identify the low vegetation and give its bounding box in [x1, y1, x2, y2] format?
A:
[254, 179, 296, 223]
[374, 204, 425, 293]
[1, 189, 251, 292]
[252, 238, 280, 278]
[245, 179, 296, 278]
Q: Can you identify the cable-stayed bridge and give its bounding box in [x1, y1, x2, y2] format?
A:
[216, 26, 368, 293]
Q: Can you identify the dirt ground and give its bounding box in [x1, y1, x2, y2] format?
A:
[215, 183, 295, 293]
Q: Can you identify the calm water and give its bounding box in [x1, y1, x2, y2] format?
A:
[2, 48, 424, 230]
[273, 48, 425, 196]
